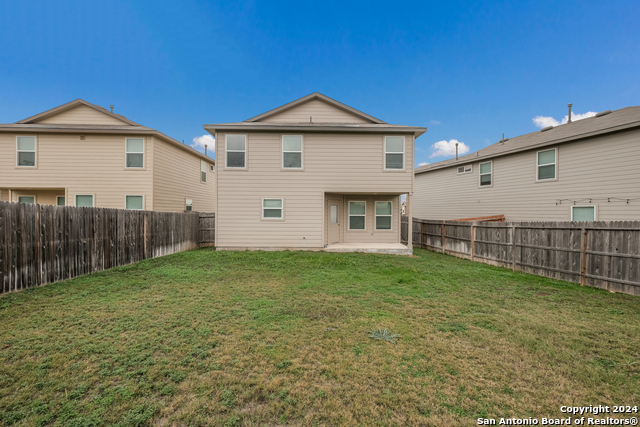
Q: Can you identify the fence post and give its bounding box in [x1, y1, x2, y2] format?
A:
[421, 220, 425, 249]
[470, 223, 475, 261]
[511, 225, 517, 271]
[580, 228, 588, 286]
[441, 222, 446, 254]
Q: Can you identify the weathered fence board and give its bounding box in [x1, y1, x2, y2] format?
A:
[411, 217, 640, 297]
[0, 201, 202, 294]
[199, 213, 216, 247]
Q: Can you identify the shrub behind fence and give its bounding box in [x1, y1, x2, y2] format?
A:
[0, 201, 201, 294]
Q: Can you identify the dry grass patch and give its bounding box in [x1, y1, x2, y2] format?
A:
[0, 248, 638, 426]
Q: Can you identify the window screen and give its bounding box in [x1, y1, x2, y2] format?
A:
[385, 136, 404, 169]
[126, 138, 144, 168]
[283, 135, 302, 169]
[263, 199, 283, 218]
[126, 196, 143, 210]
[226, 135, 246, 168]
[375, 201, 392, 230]
[349, 201, 366, 230]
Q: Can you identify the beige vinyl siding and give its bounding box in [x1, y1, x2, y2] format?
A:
[324, 194, 400, 245]
[260, 99, 372, 124]
[35, 105, 129, 125]
[0, 132, 153, 209]
[413, 128, 640, 221]
[0, 189, 8, 201]
[9, 189, 64, 205]
[216, 132, 413, 248]
[152, 139, 216, 213]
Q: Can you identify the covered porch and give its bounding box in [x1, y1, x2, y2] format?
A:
[0, 187, 66, 206]
[323, 192, 412, 255]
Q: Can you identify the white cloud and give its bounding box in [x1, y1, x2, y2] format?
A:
[532, 111, 597, 128]
[532, 116, 560, 128]
[191, 134, 215, 153]
[429, 139, 470, 158]
[418, 162, 429, 167]
[430, 120, 441, 125]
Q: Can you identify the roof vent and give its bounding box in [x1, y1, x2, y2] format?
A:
[595, 110, 612, 117]
[540, 126, 554, 132]
[110, 105, 114, 113]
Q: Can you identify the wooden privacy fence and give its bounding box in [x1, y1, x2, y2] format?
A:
[198, 213, 215, 247]
[412, 218, 640, 296]
[0, 201, 203, 294]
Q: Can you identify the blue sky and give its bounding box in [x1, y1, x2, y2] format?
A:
[1, 0, 638, 166]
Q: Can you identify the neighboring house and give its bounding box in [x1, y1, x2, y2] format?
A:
[203, 92, 426, 254]
[0, 99, 215, 212]
[414, 107, 640, 221]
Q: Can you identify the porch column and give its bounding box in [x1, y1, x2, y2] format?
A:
[406, 193, 412, 253]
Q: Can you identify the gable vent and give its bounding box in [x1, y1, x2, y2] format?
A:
[595, 110, 612, 117]
[540, 126, 553, 132]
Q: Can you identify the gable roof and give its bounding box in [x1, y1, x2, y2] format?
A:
[204, 92, 427, 137]
[1, 99, 214, 164]
[415, 106, 640, 175]
[16, 99, 140, 126]
[244, 92, 387, 124]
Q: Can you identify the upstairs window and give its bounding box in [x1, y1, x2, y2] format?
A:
[384, 136, 404, 170]
[479, 161, 492, 186]
[282, 135, 303, 169]
[126, 195, 143, 210]
[537, 148, 556, 180]
[75, 195, 94, 207]
[126, 138, 144, 168]
[17, 136, 36, 167]
[226, 135, 246, 168]
[185, 199, 193, 211]
[375, 201, 392, 230]
[201, 160, 207, 182]
[457, 165, 472, 174]
[349, 201, 366, 230]
[263, 199, 283, 219]
[572, 206, 596, 221]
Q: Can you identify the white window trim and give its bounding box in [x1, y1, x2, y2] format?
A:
[282, 135, 304, 170]
[262, 198, 284, 220]
[384, 136, 405, 171]
[18, 195, 36, 204]
[125, 195, 145, 210]
[125, 137, 145, 169]
[536, 148, 557, 181]
[348, 200, 367, 231]
[201, 160, 207, 183]
[75, 194, 95, 208]
[375, 201, 393, 231]
[225, 134, 247, 169]
[457, 165, 472, 174]
[571, 205, 597, 222]
[16, 136, 37, 168]
[56, 196, 65, 206]
[479, 161, 493, 187]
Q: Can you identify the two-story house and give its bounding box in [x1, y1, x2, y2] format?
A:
[413, 106, 640, 221]
[203, 93, 426, 254]
[0, 99, 215, 212]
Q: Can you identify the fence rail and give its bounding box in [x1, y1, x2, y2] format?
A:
[0, 201, 205, 294]
[411, 217, 640, 296]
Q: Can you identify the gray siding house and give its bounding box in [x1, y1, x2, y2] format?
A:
[414, 106, 640, 221]
[204, 93, 426, 254]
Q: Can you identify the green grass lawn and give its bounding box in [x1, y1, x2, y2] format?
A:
[0, 248, 639, 426]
